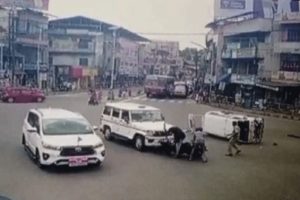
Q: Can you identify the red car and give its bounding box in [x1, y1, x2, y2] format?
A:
[1, 87, 46, 103]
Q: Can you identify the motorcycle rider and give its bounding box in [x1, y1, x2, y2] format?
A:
[189, 127, 205, 161]
[187, 114, 205, 161]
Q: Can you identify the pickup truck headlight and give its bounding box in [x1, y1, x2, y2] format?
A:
[42, 142, 61, 151]
[146, 130, 155, 136]
[93, 142, 104, 149]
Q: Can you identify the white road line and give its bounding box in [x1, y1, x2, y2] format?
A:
[177, 100, 183, 104]
[169, 100, 175, 103]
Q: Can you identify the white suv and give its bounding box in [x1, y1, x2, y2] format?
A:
[100, 102, 173, 151]
[22, 108, 105, 168]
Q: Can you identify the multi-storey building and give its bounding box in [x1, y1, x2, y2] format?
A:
[0, 6, 48, 88]
[49, 16, 147, 90]
[206, 0, 300, 107]
[49, 16, 104, 90]
[140, 40, 182, 77]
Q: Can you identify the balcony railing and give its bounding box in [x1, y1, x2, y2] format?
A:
[272, 71, 300, 82]
[274, 42, 300, 54]
[16, 36, 48, 46]
[24, 63, 37, 70]
[222, 47, 257, 59]
[231, 74, 257, 85]
[50, 43, 95, 54]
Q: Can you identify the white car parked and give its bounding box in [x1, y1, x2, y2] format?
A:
[100, 102, 173, 151]
[22, 108, 105, 168]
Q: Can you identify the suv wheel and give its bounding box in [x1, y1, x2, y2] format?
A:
[104, 127, 112, 141]
[7, 97, 14, 103]
[134, 135, 145, 151]
[35, 149, 45, 169]
[22, 134, 27, 149]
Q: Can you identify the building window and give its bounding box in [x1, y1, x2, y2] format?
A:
[49, 40, 53, 47]
[49, 57, 53, 65]
[78, 39, 89, 49]
[79, 58, 89, 66]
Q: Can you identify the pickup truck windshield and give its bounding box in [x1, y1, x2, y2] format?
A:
[131, 110, 163, 122]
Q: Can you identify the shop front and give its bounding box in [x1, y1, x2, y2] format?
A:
[70, 66, 83, 90]
[82, 68, 98, 89]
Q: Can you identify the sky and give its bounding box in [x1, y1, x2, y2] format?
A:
[49, 0, 214, 49]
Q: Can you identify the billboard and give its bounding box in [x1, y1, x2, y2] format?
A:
[275, 0, 300, 21]
[220, 0, 246, 9]
[0, 0, 49, 11]
[214, 0, 276, 20]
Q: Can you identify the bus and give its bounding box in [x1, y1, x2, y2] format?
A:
[144, 75, 175, 97]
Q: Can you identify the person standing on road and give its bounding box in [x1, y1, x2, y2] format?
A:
[226, 121, 241, 157]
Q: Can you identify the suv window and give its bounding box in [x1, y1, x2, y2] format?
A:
[27, 112, 40, 133]
[103, 106, 112, 116]
[112, 109, 120, 118]
[21, 89, 31, 95]
[121, 110, 130, 121]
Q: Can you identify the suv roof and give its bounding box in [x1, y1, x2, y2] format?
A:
[105, 102, 160, 111]
[30, 108, 84, 119]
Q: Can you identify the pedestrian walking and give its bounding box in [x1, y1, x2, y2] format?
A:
[128, 88, 132, 97]
[226, 121, 241, 157]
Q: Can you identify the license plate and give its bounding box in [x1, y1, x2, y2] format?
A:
[69, 157, 88, 167]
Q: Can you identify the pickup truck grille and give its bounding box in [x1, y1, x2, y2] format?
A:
[60, 146, 95, 156]
[153, 131, 171, 137]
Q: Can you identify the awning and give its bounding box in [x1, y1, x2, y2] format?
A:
[216, 73, 231, 84]
[70, 66, 83, 78]
[256, 81, 300, 92]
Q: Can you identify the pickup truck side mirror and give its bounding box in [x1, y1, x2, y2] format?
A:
[93, 126, 99, 131]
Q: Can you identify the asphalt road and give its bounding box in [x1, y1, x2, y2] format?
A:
[0, 93, 300, 200]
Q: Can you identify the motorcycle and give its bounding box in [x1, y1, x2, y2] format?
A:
[160, 127, 208, 162]
[88, 92, 99, 106]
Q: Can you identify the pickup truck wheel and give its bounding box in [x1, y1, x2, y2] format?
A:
[104, 127, 112, 141]
[134, 135, 145, 151]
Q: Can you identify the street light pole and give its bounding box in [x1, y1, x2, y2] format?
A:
[37, 28, 42, 89]
[110, 29, 116, 90]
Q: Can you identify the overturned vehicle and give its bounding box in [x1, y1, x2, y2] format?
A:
[203, 111, 264, 144]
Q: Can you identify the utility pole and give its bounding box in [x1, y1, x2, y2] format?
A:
[107, 26, 120, 100]
[37, 28, 42, 88]
[111, 29, 116, 90]
[8, 5, 17, 86]
[194, 51, 199, 90]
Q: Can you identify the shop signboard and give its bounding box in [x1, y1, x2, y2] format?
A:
[272, 71, 300, 82]
[214, 0, 275, 20]
[0, 0, 49, 10]
[275, 0, 300, 21]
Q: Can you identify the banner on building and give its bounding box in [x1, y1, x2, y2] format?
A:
[275, 0, 300, 21]
[214, 0, 276, 20]
[0, 0, 49, 11]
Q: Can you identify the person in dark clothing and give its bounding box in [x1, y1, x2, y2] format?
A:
[254, 119, 260, 143]
[169, 127, 186, 158]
